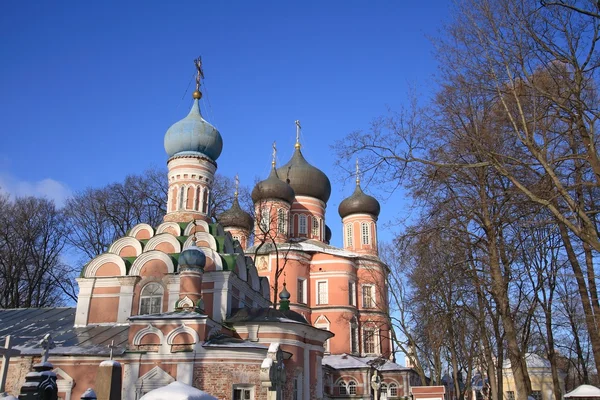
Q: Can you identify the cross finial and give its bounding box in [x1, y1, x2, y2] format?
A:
[193, 56, 204, 99]
[39, 334, 55, 364]
[356, 159, 361, 185]
[234, 174, 239, 199]
[295, 120, 301, 149]
[272, 141, 277, 167]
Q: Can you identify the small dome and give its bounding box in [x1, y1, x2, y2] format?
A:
[164, 99, 223, 161]
[279, 283, 290, 300]
[179, 244, 206, 269]
[218, 197, 253, 231]
[277, 148, 331, 203]
[325, 225, 332, 243]
[338, 184, 380, 219]
[252, 166, 295, 204]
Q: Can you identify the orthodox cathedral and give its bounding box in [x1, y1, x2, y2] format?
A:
[0, 62, 419, 400]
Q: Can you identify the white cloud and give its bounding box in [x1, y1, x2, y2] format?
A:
[0, 173, 72, 207]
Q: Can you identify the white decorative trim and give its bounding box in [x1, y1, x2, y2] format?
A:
[132, 324, 164, 346]
[183, 220, 211, 236]
[108, 237, 143, 256]
[84, 254, 127, 277]
[129, 250, 175, 276]
[54, 368, 74, 400]
[183, 232, 217, 250]
[135, 365, 174, 395]
[128, 223, 154, 239]
[177, 296, 194, 309]
[156, 222, 182, 236]
[144, 233, 182, 253]
[166, 323, 200, 345]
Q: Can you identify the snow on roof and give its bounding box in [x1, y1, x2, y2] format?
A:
[139, 381, 217, 400]
[323, 354, 411, 371]
[565, 385, 600, 398]
[503, 353, 551, 369]
[100, 360, 121, 367]
[128, 311, 207, 320]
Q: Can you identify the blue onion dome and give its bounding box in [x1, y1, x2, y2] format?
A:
[218, 197, 253, 231]
[164, 99, 223, 161]
[277, 147, 331, 203]
[338, 183, 381, 219]
[179, 243, 206, 270]
[251, 166, 295, 204]
[279, 282, 291, 300]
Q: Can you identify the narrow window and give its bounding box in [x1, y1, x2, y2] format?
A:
[390, 383, 398, 397]
[348, 281, 356, 306]
[195, 186, 202, 210]
[297, 278, 306, 304]
[277, 208, 286, 233]
[350, 319, 358, 354]
[338, 381, 347, 395]
[233, 387, 253, 400]
[293, 377, 299, 400]
[363, 327, 376, 353]
[202, 188, 209, 214]
[178, 186, 185, 210]
[259, 208, 270, 232]
[381, 383, 388, 397]
[139, 283, 163, 315]
[345, 223, 353, 247]
[299, 215, 307, 234]
[317, 281, 328, 304]
[361, 222, 370, 244]
[312, 217, 319, 238]
[362, 285, 374, 308]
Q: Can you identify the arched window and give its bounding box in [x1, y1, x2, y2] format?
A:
[338, 381, 347, 395]
[345, 223, 353, 247]
[381, 383, 388, 396]
[298, 215, 307, 234]
[348, 381, 357, 395]
[139, 283, 164, 315]
[277, 208, 287, 234]
[389, 383, 398, 396]
[361, 222, 370, 244]
[363, 327, 376, 354]
[195, 186, 202, 210]
[259, 208, 270, 232]
[311, 217, 319, 238]
[178, 186, 185, 210]
[202, 189, 209, 214]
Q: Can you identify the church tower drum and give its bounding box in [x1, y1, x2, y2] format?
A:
[163, 57, 223, 224]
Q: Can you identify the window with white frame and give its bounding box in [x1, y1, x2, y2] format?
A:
[362, 284, 375, 308]
[277, 208, 287, 233]
[315, 317, 330, 353]
[350, 318, 359, 354]
[195, 186, 202, 210]
[312, 217, 319, 237]
[361, 222, 370, 244]
[289, 214, 294, 235]
[299, 215, 307, 234]
[338, 381, 348, 395]
[363, 327, 376, 354]
[297, 278, 307, 304]
[348, 281, 356, 306]
[381, 383, 388, 397]
[178, 186, 185, 210]
[317, 281, 328, 305]
[348, 381, 357, 395]
[233, 385, 253, 400]
[389, 383, 398, 396]
[292, 374, 302, 400]
[259, 208, 270, 232]
[345, 223, 353, 247]
[139, 283, 163, 315]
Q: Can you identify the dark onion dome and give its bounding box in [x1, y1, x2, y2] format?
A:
[277, 147, 331, 203]
[164, 99, 223, 161]
[251, 166, 295, 204]
[325, 225, 332, 243]
[217, 197, 253, 231]
[338, 184, 381, 219]
[179, 243, 206, 269]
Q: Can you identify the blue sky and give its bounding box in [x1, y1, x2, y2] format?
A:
[0, 1, 450, 248]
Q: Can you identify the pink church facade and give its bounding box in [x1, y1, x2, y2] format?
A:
[1, 67, 419, 400]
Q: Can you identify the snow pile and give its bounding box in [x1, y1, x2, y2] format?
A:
[565, 385, 600, 398]
[139, 381, 217, 400]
